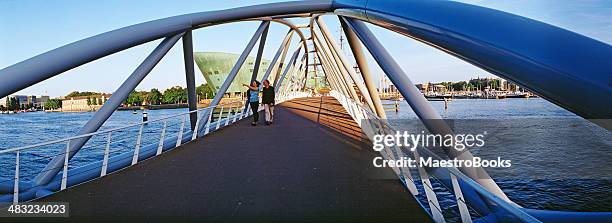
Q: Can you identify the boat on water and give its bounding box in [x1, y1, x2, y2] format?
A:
[506, 91, 530, 98]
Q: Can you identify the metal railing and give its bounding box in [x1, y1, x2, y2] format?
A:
[329, 90, 541, 223]
[0, 92, 310, 204]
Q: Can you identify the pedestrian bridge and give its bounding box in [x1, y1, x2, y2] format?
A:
[1, 1, 611, 222]
[36, 96, 430, 222]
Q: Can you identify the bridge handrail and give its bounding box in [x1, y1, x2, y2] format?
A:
[329, 90, 542, 223]
[0, 99, 242, 154]
[1, 90, 311, 203]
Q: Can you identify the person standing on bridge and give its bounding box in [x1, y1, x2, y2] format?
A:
[243, 81, 260, 126]
[261, 80, 275, 125]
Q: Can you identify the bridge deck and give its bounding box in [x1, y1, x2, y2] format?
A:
[39, 97, 429, 222]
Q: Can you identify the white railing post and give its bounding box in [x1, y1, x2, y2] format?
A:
[414, 152, 446, 223]
[157, 119, 167, 156]
[13, 150, 19, 204]
[451, 174, 473, 223]
[216, 106, 224, 130]
[176, 115, 186, 147]
[61, 140, 70, 190]
[192, 111, 201, 141]
[225, 107, 232, 126]
[232, 105, 239, 123]
[204, 107, 213, 135]
[242, 103, 250, 119]
[132, 123, 145, 165]
[101, 131, 111, 177]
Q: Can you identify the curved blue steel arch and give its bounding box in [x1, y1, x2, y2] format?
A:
[333, 0, 612, 125]
[0, 0, 333, 99]
[1, 0, 610, 123]
[0, 0, 610, 222]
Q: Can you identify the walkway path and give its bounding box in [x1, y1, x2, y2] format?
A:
[38, 97, 430, 222]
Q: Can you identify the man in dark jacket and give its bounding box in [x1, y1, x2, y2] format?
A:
[261, 80, 275, 125]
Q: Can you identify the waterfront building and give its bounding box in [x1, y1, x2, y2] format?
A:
[194, 52, 270, 98]
[415, 83, 429, 92]
[0, 95, 38, 108]
[61, 94, 110, 112]
[36, 95, 50, 108]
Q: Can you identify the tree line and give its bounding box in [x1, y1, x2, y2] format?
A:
[0, 97, 21, 111]
[124, 84, 215, 106]
[0, 84, 216, 111]
[433, 79, 505, 92]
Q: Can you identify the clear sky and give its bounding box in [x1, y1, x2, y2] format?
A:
[1, 0, 611, 97]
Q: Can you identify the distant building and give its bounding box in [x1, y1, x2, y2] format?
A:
[61, 94, 110, 112]
[415, 83, 429, 92]
[0, 95, 38, 108]
[36, 96, 50, 108]
[194, 52, 270, 98]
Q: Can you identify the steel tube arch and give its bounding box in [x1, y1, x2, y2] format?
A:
[0, 1, 610, 221]
[0, 0, 333, 99]
[333, 0, 612, 126]
[340, 18, 387, 119]
[246, 17, 310, 79]
[33, 33, 184, 185]
[316, 17, 377, 113]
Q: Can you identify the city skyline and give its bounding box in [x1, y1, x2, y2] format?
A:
[1, 0, 611, 97]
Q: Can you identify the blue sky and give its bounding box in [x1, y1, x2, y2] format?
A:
[1, 0, 610, 97]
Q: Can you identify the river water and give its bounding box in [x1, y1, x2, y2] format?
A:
[0, 98, 610, 214]
[384, 98, 611, 214]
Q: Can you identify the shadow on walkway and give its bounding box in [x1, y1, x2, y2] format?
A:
[33, 97, 429, 223]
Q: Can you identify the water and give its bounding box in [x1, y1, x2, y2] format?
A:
[384, 98, 611, 214]
[0, 99, 610, 214]
[0, 109, 191, 183]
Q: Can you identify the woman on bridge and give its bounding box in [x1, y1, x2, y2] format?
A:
[261, 80, 275, 125]
[243, 81, 260, 126]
